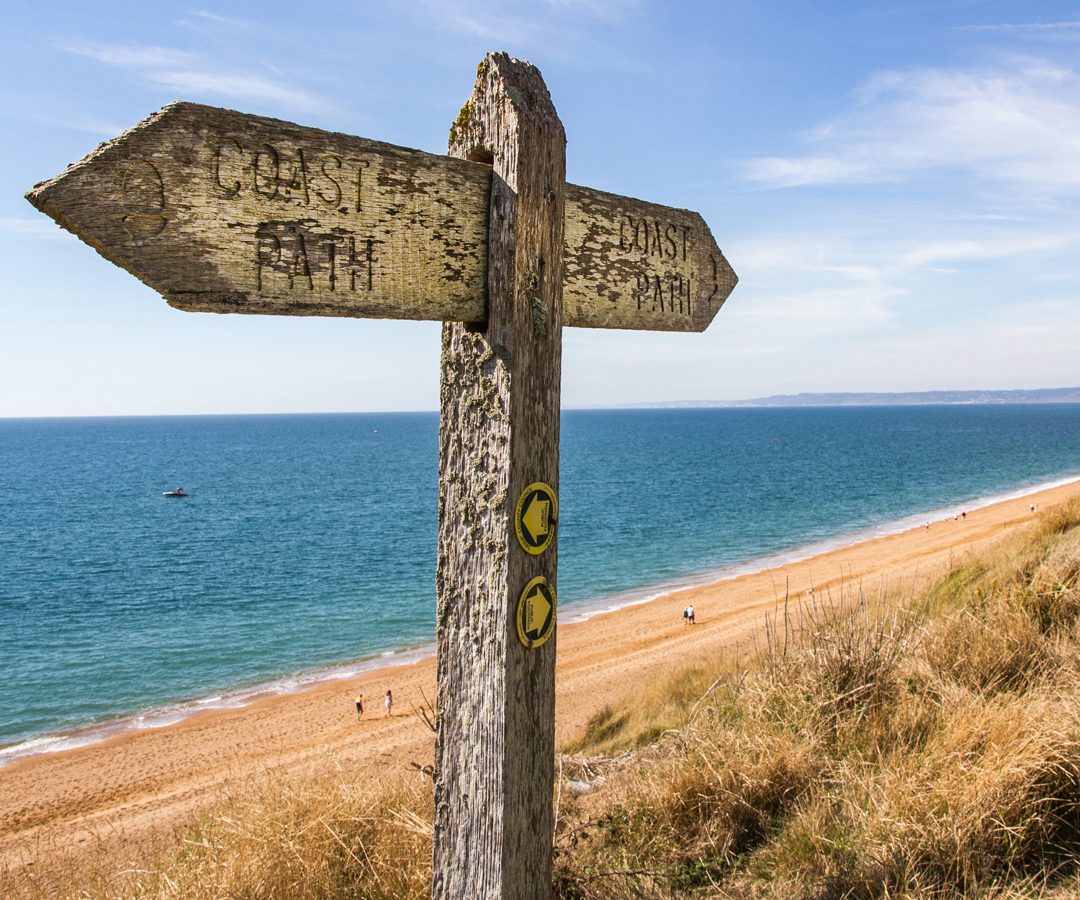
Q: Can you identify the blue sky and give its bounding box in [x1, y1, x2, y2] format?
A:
[2, 1, 1078, 415]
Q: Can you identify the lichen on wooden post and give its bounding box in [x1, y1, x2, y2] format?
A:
[434, 53, 565, 899]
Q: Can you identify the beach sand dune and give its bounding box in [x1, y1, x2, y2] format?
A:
[2, 481, 1078, 869]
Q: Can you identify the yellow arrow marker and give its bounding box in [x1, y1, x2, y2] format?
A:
[522, 495, 550, 541]
[525, 584, 551, 634]
[514, 482, 558, 556]
[516, 576, 556, 649]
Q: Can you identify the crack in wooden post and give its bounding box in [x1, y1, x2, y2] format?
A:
[434, 53, 565, 899]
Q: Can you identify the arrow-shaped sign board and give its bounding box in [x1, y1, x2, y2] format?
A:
[27, 102, 735, 332]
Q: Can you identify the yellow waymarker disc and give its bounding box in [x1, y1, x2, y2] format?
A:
[516, 576, 556, 649]
[514, 482, 557, 555]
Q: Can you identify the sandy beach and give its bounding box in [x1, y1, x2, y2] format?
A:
[3, 479, 1079, 869]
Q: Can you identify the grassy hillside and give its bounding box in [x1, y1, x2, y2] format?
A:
[6, 502, 1080, 898]
[553, 502, 1080, 897]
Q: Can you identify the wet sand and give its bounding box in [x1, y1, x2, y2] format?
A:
[2, 480, 1078, 868]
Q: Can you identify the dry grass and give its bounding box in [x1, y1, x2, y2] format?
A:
[131, 770, 432, 899]
[6, 501, 1080, 898]
[563, 656, 729, 756]
[1, 765, 433, 900]
[554, 501, 1080, 898]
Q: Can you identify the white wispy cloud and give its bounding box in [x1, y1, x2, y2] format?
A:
[730, 228, 1080, 279]
[728, 236, 883, 282]
[0, 218, 67, 238]
[541, 0, 643, 23]
[860, 300, 1080, 378]
[190, 10, 259, 29]
[963, 21, 1080, 33]
[61, 41, 196, 69]
[33, 113, 132, 137]
[720, 234, 901, 337]
[743, 60, 1080, 193]
[407, 0, 642, 49]
[59, 39, 334, 115]
[716, 219, 1080, 348]
[896, 232, 1080, 269]
[731, 284, 899, 329]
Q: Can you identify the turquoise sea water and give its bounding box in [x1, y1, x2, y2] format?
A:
[3, 405, 1080, 759]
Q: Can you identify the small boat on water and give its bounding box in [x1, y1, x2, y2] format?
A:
[163, 487, 188, 498]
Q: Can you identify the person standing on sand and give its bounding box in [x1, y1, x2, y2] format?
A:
[688, 605, 696, 625]
[384, 689, 393, 717]
[354, 693, 364, 720]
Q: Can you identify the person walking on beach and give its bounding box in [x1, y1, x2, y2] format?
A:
[688, 605, 696, 625]
[354, 693, 364, 720]
[384, 689, 393, 718]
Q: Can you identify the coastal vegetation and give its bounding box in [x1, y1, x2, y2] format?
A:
[552, 500, 1080, 897]
[6, 500, 1080, 898]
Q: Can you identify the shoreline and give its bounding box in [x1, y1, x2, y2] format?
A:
[2, 478, 1079, 866]
[3, 470, 1078, 770]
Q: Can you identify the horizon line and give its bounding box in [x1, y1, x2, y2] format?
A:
[3, 387, 1080, 422]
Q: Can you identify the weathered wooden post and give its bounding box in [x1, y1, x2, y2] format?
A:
[434, 56, 564, 897]
[25, 51, 737, 900]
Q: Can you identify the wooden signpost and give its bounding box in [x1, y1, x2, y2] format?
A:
[27, 52, 737, 899]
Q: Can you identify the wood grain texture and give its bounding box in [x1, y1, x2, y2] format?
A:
[25, 102, 490, 321]
[434, 54, 564, 900]
[26, 105, 735, 331]
[563, 184, 737, 332]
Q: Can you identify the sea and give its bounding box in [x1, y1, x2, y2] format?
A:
[3, 405, 1080, 763]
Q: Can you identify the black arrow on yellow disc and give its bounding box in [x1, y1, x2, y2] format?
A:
[514, 482, 558, 555]
[516, 577, 556, 649]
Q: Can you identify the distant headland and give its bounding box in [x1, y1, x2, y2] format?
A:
[634, 387, 1080, 408]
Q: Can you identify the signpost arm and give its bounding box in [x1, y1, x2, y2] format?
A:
[434, 53, 565, 899]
